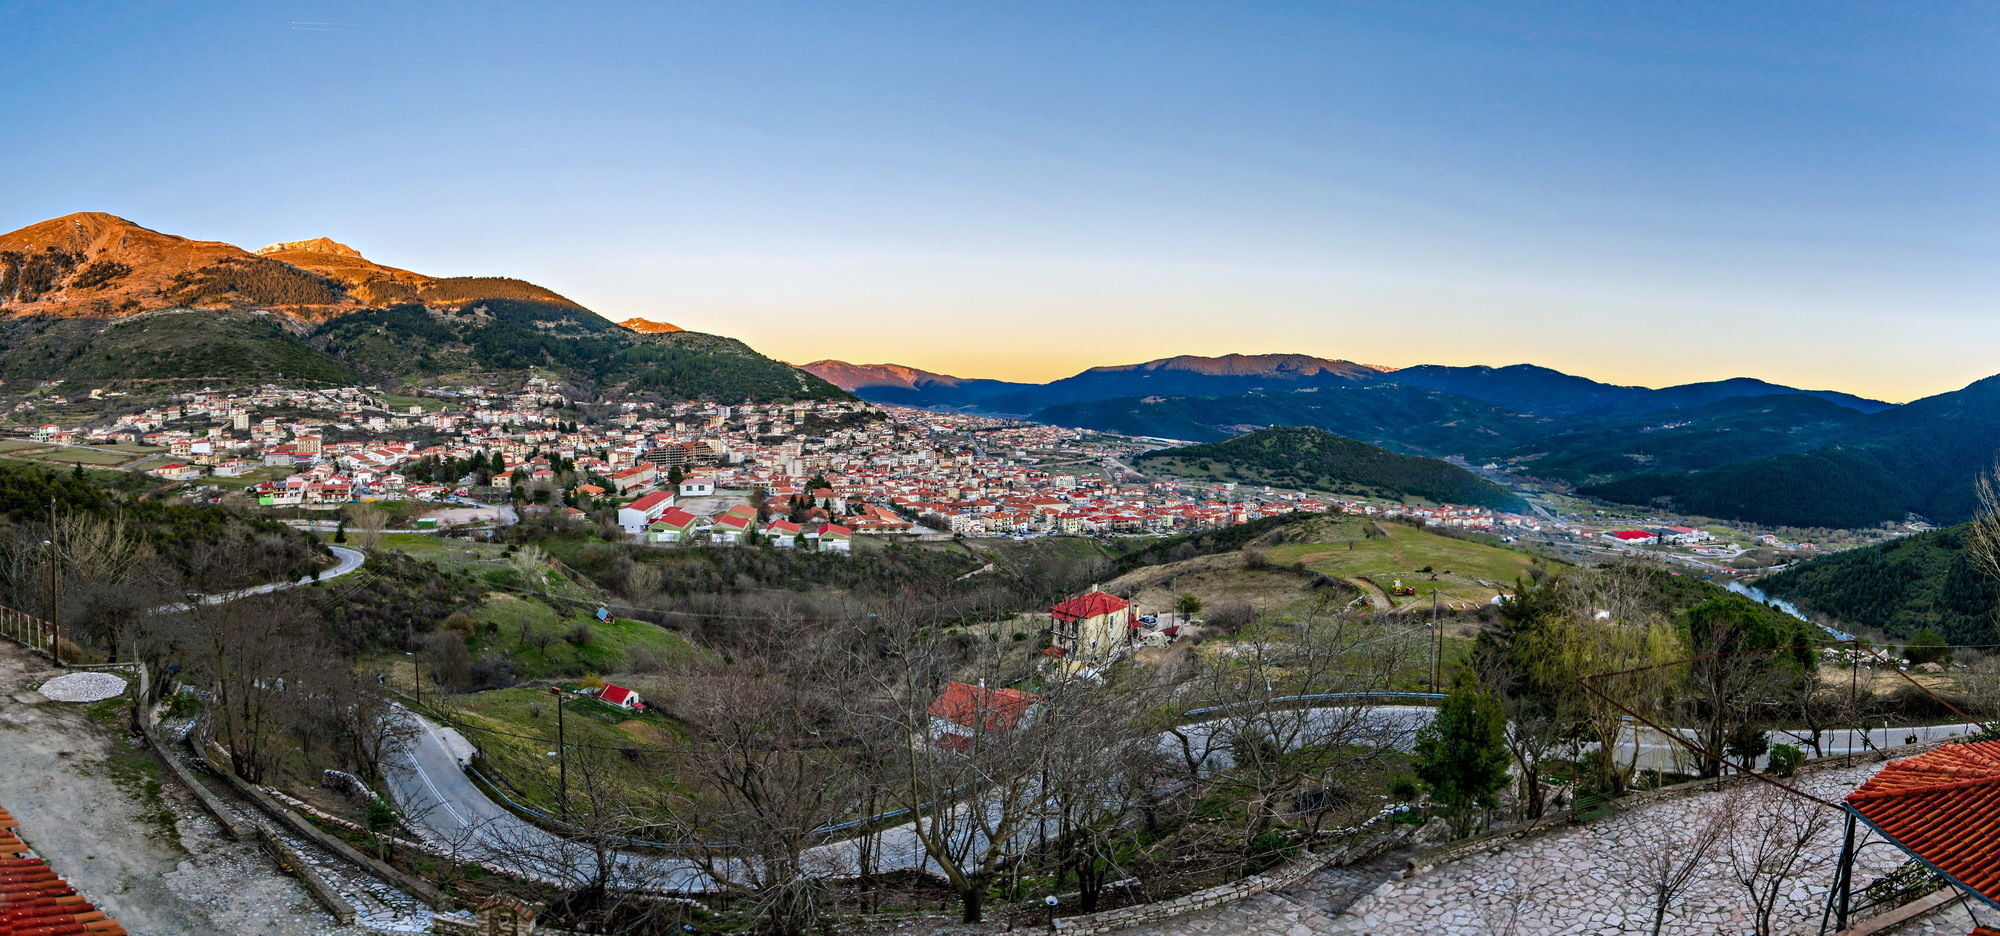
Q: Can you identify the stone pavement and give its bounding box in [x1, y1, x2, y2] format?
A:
[1112, 763, 1930, 936]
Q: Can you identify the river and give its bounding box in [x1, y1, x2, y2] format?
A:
[1723, 580, 1855, 641]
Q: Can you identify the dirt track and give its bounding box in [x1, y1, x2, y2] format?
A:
[0, 644, 370, 935]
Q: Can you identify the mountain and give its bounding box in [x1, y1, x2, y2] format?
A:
[1580, 375, 2000, 528]
[1136, 426, 1527, 511]
[797, 360, 1033, 410]
[1757, 523, 2000, 646]
[0, 212, 593, 319]
[977, 353, 1388, 414]
[0, 212, 844, 401]
[1037, 383, 1555, 455]
[619, 317, 683, 334]
[1383, 364, 1891, 418]
[1506, 394, 1870, 485]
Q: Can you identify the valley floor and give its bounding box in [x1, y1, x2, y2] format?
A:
[0, 643, 389, 936]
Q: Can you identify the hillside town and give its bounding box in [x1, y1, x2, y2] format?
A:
[15, 381, 1539, 547]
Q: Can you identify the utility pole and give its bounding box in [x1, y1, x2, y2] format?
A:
[549, 686, 569, 820]
[1429, 589, 1442, 693]
[47, 498, 60, 666]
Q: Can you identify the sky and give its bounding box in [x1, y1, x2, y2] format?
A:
[3, 1, 1996, 402]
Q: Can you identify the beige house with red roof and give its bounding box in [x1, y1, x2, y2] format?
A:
[1047, 586, 1137, 663]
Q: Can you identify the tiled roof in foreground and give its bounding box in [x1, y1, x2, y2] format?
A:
[0, 804, 126, 935]
[1845, 739, 2000, 907]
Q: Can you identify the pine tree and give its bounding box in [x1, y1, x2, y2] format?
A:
[1414, 670, 1511, 837]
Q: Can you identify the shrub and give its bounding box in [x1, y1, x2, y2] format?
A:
[1767, 743, 1805, 776]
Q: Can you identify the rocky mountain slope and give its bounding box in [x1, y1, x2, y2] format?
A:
[0, 213, 844, 402]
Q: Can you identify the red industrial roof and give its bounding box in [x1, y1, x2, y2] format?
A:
[926, 682, 1039, 733]
[1049, 590, 1129, 623]
[1845, 739, 2000, 905]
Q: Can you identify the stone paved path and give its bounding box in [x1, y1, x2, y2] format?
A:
[1111, 763, 1933, 936]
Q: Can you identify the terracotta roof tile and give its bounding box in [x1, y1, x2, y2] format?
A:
[0, 801, 125, 936]
[1049, 590, 1129, 623]
[1845, 739, 2000, 904]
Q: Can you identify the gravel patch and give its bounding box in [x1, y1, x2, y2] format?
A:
[38, 670, 128, 702]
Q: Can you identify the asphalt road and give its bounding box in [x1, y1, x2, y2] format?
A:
[382, 700, 1988, 893]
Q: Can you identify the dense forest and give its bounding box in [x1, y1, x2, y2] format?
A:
[1758, 522, 2000, 646]
[1137, 426, 1527, 511]
[1579, 448, 1911, 530]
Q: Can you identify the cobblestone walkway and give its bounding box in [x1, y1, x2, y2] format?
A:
[1113, 764, 1935, 936]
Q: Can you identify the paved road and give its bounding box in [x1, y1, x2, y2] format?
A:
[154, 545, 367, 611]
[383, 691, 1990, 897]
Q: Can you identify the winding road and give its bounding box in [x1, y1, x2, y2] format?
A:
[379, 699, 1989, 895]
[154, 545, 367, 612]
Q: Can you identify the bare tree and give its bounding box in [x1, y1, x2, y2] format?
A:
[1619, 800, 1733, 936]
[348, 501, 389, 550]
[664, 635, 862, 936]
[1724, 786, 1836, 936]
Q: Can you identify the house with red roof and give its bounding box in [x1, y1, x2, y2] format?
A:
[596, 683, 643, 710]
[1048, 586, 1137, 663]
[925, 681, 1039, 751]
[763, 518, 801, 547]
[646, 507, 700, 543]
[711, 512, 753, 544]
[809, 522, 852, 553]
[1603, 529, 1659, 546]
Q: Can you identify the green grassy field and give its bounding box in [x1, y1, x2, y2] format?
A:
[465, 593, 708, 680]
[1264, 523, 1544, 609]
[449, 686, 688, 820]
[7, 446, 139, 466]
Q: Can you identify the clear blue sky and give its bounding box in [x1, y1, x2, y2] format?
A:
[4, 1, 1995, 400]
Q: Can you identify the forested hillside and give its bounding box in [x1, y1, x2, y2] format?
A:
[1757, 523, 2000, 646]
[1137, 426, 1526, 511]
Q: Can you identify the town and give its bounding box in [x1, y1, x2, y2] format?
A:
[16, 379, 1541, 547]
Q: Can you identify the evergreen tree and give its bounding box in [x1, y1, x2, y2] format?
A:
[1414, 670, 1511, 836]
[334, 518, 348, 544]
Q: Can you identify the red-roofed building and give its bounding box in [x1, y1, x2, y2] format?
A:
[647, 507, 700, 543]
[1603, 529, 1659, 545]
[1048, 586, 1137, 663]
[926, 681, 1039, 750]
[617, 491, 676, 536]
[1833, 739, 2000, 928]
[597, 684, 643, 710]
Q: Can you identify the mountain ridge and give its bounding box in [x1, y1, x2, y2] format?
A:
[0, 211, 587, 318]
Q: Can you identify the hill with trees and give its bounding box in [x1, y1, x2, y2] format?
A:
[1756, 522, 2000, 646]
[1137, 426, 1527, 511]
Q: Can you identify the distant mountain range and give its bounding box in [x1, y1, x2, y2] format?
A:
[799, 354, 1891, 421]
[0, 212, 843, 402]
[1137, 426, 1526, 512]
[804, 353, 2000, 528]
